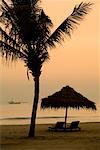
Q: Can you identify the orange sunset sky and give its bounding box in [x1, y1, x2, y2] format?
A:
[0, 0, 100, 105]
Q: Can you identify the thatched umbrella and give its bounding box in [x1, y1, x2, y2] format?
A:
[41, 86, 96, 128]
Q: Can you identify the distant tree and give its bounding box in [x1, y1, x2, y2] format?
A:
[0, 0, 92, 137]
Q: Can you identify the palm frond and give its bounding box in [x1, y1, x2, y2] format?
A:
[0, 27, 27, 61]
[33, 12, 51, 44]
[0, 41, 25, 61]
[0, 27, 19, 49]
[1, 0, 16, 25]
[45, 2, 93, 48]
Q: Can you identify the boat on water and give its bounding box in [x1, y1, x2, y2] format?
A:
[8, 101, 21, 104]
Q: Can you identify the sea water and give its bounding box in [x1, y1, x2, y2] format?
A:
[0, 103, 100, 125]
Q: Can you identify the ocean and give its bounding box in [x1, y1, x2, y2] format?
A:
[0, 103, 100, 125]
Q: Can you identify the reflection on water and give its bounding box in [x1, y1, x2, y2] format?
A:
[0, 103, 100, 125]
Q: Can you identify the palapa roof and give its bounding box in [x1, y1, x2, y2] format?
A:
[41, 86, 96, 110]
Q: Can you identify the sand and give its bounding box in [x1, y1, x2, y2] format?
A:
[0, 122, 100, 150]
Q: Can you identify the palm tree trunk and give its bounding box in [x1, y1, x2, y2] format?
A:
[28, 75, 39, 137]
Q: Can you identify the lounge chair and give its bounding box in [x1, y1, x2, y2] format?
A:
[48, 122, 65, 131]
[66, 121, 81, 131]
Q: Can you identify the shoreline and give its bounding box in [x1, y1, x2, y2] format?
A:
[0, 121, 100, 126]
[0, 122, 100, 150]
[0, 115, 99, 125]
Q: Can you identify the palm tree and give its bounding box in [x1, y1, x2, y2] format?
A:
[0, 0, 92, 137]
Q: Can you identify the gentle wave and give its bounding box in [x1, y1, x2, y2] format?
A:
[0, 115, 100, 120]
[0, 116, 67, 120]
[0, 116, 100, 125]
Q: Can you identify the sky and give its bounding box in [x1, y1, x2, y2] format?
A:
[0, 0, 100, 106]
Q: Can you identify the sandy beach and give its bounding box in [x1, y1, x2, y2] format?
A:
[0, 122, 100, 150]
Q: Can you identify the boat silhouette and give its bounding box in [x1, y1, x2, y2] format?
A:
[8, 101, 21, 104]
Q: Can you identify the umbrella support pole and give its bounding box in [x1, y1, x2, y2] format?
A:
[65, 107, 67, 129]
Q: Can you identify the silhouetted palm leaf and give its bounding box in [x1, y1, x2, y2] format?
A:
[0, 40, 25, 61]
[45, 2, 93, 48]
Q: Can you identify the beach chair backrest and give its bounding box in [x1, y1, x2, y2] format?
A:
[70, 121, 80, 129]
[55, 122, 64, 128]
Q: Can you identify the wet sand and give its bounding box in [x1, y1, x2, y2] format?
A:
[0, 122, 100, 150]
